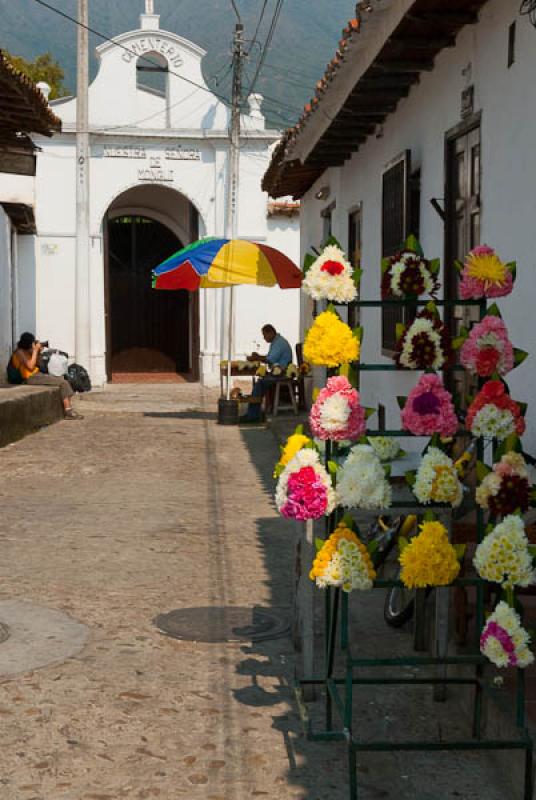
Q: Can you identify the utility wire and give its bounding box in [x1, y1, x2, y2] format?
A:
[31, 0, 233, 108]
[229, 0, 242, 23]
[242, 65, 299, 115]
[31, 0, 297, 132]
[254, 65, 314, 92]
[250, 0, 269, 47]
[263, 58, 320, 82]
[246, 0, 285, 97]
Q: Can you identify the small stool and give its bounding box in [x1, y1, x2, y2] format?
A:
[273, 379, 298, 416]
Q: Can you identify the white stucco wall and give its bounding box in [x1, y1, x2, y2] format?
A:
[299, 0, 536, 451]
[21, 10, 300, 387]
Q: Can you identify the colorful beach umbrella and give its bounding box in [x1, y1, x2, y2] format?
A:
[151, 237, 302, 291]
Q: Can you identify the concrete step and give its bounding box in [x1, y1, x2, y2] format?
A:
[0, 385, 63, 447]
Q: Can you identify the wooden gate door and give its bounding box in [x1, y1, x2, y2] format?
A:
[107, 216, 189, 375]
[445, 122, 481, 402]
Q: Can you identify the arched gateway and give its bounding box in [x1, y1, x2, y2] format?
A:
[27, 2, 300, 387]
[104, 184, 199, 381]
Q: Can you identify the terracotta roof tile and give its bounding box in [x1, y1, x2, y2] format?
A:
[262, 1, 488, 199]
[0, 50, 62, 137]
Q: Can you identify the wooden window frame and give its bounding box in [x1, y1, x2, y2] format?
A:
[381, 150, 411, 355]
[443, 112, 482, 314]
[347, 203, 362, 330]
[320, 201, 336, 246]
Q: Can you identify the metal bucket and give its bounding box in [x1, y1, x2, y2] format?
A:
[217, 397, 239, 425]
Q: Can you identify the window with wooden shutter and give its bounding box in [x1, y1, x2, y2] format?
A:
[381, 150, 411, 353]
[347, 205, 362, 330]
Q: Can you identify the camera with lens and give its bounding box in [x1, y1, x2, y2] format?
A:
[40, 340, 49, 349]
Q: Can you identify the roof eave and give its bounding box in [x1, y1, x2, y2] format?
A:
[263, 0, 488, 199]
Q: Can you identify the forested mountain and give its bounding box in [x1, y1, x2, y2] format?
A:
[0, 0, 354, 128]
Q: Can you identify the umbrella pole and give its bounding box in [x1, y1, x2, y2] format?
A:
[226, 285, 234, 401]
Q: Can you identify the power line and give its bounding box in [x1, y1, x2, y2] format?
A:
[253, 64, 314, 92]
[229, 0, 242, 23]
[30, 0, 233, 108]
[246, 0, 285, 98]
[263, 58, 320, 82]
[250, 0, 269, 46]
[242, 64, 299, 115]
[31, 0, 296, 133]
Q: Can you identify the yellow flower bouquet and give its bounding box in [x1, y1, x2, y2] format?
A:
[303, 309, 360, 368]
[399, 519, 460, 589]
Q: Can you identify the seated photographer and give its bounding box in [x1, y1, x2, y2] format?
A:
[240, 324, 292, 423]
[8, 332, 83, 420]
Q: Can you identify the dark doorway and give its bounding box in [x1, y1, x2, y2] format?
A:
[106, 215, 192, 377]
[445, 117, 481, 402]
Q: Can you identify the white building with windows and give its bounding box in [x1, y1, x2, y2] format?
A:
[22, 1, 299, 386]
[0, 52, 61, 379]
[264, 0, 536, 453]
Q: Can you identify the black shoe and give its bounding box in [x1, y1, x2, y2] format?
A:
[64, 409, 84, 420]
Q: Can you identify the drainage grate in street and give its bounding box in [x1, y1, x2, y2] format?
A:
[0, 623, 9, 646]
[153, 606, 290, 644]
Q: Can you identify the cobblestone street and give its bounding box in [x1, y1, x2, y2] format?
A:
[0, 387, 523, 799]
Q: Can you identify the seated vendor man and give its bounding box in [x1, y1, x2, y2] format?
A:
[241, 324, 293, 422]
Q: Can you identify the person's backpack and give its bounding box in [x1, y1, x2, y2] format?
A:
[6, 356, 23, 385]
[66, 363, 91, 393]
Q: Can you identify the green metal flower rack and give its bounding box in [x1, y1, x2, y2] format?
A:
[294, 296, 534, 800]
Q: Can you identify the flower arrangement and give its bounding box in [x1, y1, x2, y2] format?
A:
[480, 602, 534, 668]
[336, 445, 392, 510]
[275, 448, 336, 520]
[412, 446, 463, 507]
[394, 307, 453, 371]
[400, 373, 458, 437]
[381, 241, 439, 300]
[310, 521, 376, 592]
[303, 309, 360, 368]
[460, 316, 514, 378]
[309, 375, 366, 441]
[399, 519, 460, 589]
[476, 452, 533, 516]
[367, 436, 404, 462]
[302, 244, 358, 303]
[274, 429, 313, 478]
[466, 380, 525, 440]
[473, 515, 534, 589]
[459, 245, 514, 300]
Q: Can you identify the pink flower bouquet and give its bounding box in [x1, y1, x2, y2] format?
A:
[459, 245, 514, 300]
[275, 448, 336, 521]
[309, 375, 366, 441]
[460, 316, 514, 378]
[401, 374, 458, 437]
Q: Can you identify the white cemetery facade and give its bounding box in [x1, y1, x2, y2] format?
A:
[23, 2, 300, 386]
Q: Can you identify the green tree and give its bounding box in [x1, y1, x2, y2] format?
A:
[5, 51, 69, 100]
